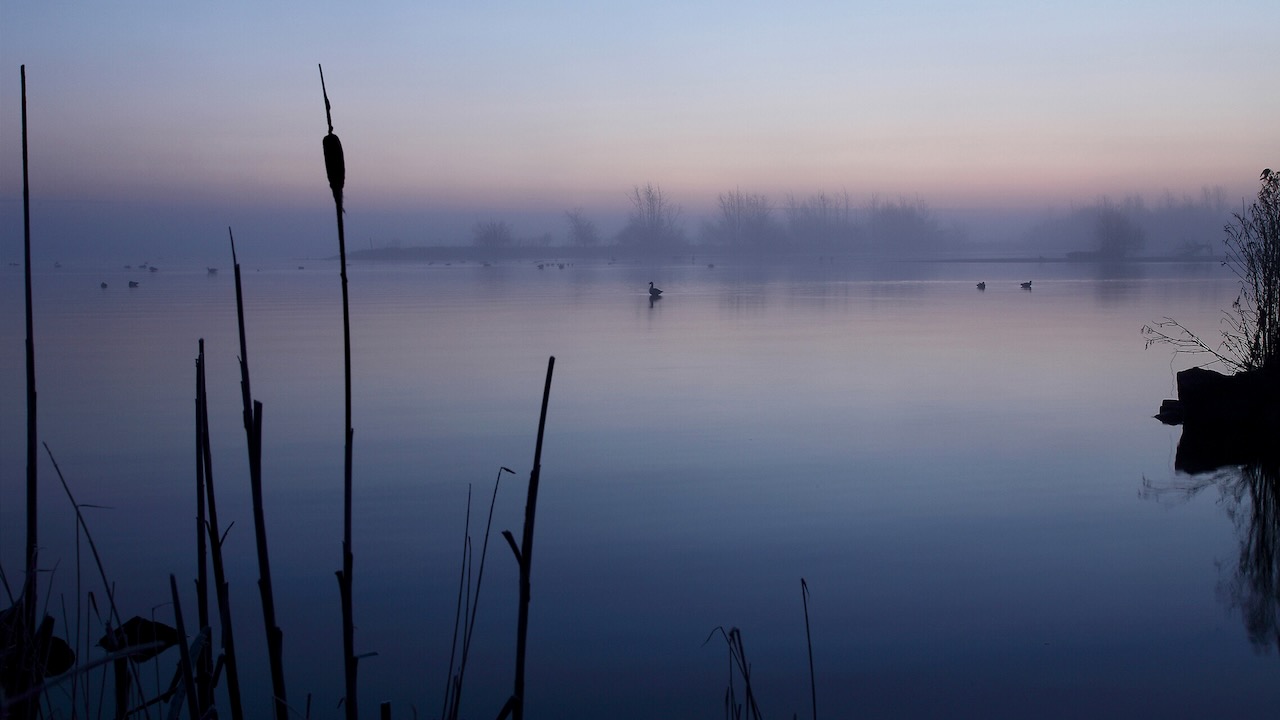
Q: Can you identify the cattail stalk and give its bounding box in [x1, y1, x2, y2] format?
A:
[319, 63, 360, 720]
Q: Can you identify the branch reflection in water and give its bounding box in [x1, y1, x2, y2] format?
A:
[1144, 458, 1280, 654]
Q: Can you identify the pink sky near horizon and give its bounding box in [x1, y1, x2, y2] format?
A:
[1, 1, 1277, 252]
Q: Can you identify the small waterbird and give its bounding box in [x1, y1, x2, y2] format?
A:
[649, 282, 663, 298]
[976, 282, 986, 290]
[1021, 280, 1033, 289]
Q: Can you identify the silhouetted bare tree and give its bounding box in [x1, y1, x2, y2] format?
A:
[1094, 201, 1146, 258]
[564, 208, 599, 247]
[617, 183, 684, 250]
[784, 191, 855, 249]
[472, 220, 514, 248]
[864, 195, 947, 255]
[703, 189, 782, 249]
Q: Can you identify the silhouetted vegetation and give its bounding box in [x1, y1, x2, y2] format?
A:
[319, 63, 362, 720]
[617, 183, 686, 251]
[702, 189, 784, 249]
[1034, 190, 1230, 259]
[1145, 170, 1280, 372]
[784, 191, 856, 250]
[473, 219, 515, 249]
[564, 208, 599, 247]
[1093, 201, 1146, 258]
[1143, 459, 1280, 655]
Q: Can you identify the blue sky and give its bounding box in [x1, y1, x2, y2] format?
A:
[2, 1, 1278, 259]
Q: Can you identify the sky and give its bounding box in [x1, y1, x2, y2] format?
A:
[2, 1, 1278, 261]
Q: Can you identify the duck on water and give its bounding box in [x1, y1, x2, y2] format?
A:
[649, 282, 663, 299]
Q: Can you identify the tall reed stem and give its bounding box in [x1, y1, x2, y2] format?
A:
[507, 357, 556, 720]
[194, 355, 212, 714]
[229, 228, 289, 720]
[802, 578, 816, 720]
[318, 63, 359, 720]
[170, 575, 200, 720]
[197, 340, 244, 720]
[18, 62, 41, 720]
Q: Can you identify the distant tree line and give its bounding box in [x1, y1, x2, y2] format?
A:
[471, 183, 960, 255]
[467, 183, 1236, 257]
[1024, 187, 1232, 258]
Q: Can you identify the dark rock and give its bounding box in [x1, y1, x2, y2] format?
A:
[1169, 367, 1280, 473]
[1155, 399, 1184, 425]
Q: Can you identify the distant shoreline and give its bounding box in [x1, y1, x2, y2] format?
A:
[339, 245, 1223, 266]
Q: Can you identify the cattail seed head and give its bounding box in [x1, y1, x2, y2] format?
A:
[324, 131, 345, 205]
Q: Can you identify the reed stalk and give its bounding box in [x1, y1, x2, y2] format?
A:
[318, 63, 360, 720]
[169, 575, 199, 720]
[197, 340, 244, 720]
[193, 338, 212, 714]
[500, 357, 556, 720]
[441, 487, 473, 720]
[439, 467, 512, 720]
[705, 626, 761, 720]
[449, 467, 513, 720]
[16, 62, 41, 720]
[801, 578, 816, 720]
[229, 228, 289, 720]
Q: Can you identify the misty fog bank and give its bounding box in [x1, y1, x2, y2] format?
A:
[1, 184, 1244, 267]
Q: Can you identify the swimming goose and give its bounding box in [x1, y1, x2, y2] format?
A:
[1021, 280, 1033, 289]
[649, 282, 662, 298]
[976, 282, 986, 290]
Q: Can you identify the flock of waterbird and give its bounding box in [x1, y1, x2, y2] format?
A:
[976, 280, 1032, 291]
[75, 262, 1034, 296]
[646, 279, 1032, 299]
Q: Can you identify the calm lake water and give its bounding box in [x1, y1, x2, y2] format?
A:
[2, 256, 1276, 718]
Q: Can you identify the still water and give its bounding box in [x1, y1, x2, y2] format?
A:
[1, 257, 1275, 718]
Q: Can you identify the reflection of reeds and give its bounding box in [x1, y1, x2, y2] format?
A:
[318, 63, 360, 719]
[1146, 459, 1280, 655]
[229, 228, 289, 719]
[1224, 461, 1280, 652]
